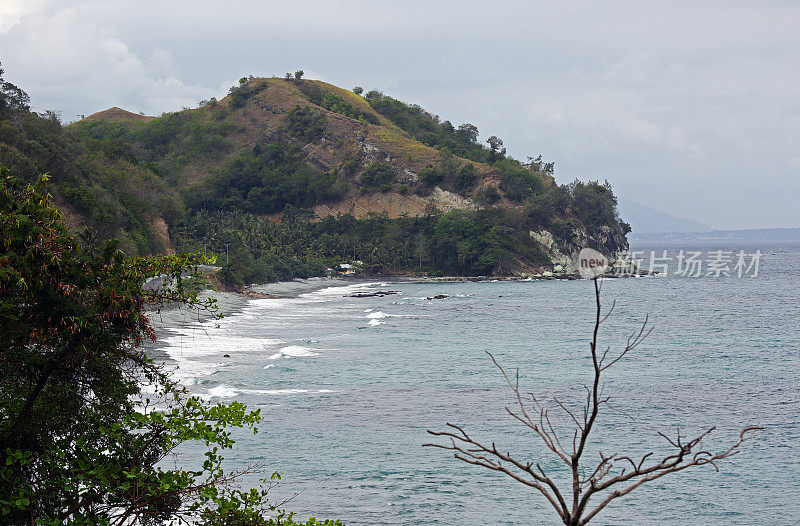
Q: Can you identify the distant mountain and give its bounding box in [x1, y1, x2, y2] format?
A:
[617, 198, 711, 233]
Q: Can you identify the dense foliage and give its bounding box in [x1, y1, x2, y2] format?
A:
[285, 106, 327, 143]
[359, 161, 396, 191]
[293, 81, 379, 124]
[0, 170, 341, 525]
[416, 148, 477, 193]
[172, 207, 552, 285]
[362, 90, 561, 202]
[364, 91, 490, 163]
[524, 180, 630, 236]
[0, 66, 183, 254]
[172, 175, 626, 286]
[74, 105, 236, 180]
[187, 142, 347, 215]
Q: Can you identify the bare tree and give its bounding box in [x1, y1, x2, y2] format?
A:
[426, 277, 760, 525]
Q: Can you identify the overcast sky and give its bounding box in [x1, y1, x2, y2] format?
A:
[1, 0, 798, 229]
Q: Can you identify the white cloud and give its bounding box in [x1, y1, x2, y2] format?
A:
[528, 91, 664, 150]
[0, 0, 47, 33]
[0, 4, 217, 116]
[146, 48, 177, 79]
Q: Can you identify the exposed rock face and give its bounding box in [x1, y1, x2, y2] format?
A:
[150, 217, 174, 254]
[429, 187, 479, 212]
[312, 186, 477, 219]
[530, 225, 629, 273]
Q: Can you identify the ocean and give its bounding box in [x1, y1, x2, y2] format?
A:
[153, 243, 800, 525]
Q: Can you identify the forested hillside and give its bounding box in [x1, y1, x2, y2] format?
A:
[0, 67, 630, 284]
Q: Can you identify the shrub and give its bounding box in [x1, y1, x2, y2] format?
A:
[286, 106, 326, 142]
[476, 185, 501, 205]
[456, 163, 477, 190]
[569, 180, 618, 232]
[419, 166, 443, 187]
[496, 158, 545, 201]
[360, 161, 395, 191]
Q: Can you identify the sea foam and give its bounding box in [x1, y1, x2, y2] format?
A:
[267, 345, 320, 360]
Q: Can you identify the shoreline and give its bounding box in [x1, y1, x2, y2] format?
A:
[143, 289, 249, 362]
[143, 277, 357, 358]
[143, 272, 652, 357]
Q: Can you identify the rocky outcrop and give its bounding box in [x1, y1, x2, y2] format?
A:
[530, 224, 629, 274]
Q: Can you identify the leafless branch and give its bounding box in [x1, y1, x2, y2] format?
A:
[426, 277, 761, 526]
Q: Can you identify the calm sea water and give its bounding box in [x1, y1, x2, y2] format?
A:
[155, 243, 800, 525]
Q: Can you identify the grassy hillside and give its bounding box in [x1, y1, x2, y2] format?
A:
[71, 76, 514, 215]
[0, 70, 629, 284]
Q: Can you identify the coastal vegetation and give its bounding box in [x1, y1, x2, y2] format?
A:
[0, 66, 182, 254]
[0, 170, 341, 525]
[170, 207, 551, 286]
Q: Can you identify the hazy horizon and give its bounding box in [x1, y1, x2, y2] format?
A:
[1, 0, 798, 229]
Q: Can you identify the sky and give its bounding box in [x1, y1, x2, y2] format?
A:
[1, 0, 798, 229]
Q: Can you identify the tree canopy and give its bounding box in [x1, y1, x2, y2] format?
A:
[0, 168, 342, 525]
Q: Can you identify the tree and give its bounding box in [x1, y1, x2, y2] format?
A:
[426, 277, 760, 526]
[527, 154, 555, 175]
[569, 180, 618, 233]
[352, 86, 363, 95]
[294, 70, 304, 79]
[476, 184, 500, 205]
[486, 135, 506, 163]
[0, 169, 339, 525]
[0, 62, 31, 117]
[228, 84, 248, 108]
[456, 123, 479, 144]
[286, 105, 326, 143]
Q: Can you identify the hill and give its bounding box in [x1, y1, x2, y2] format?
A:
[82, 106, 156, 122]
[1, 71, 630, 284]
[72, 77, 541, 217]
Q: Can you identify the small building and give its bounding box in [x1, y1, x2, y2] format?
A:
[338, 263, 356, 275]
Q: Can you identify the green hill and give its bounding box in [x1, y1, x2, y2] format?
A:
[0, 69, 630, 285]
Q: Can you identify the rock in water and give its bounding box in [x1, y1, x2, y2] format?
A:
[347, 290, 400, 298]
